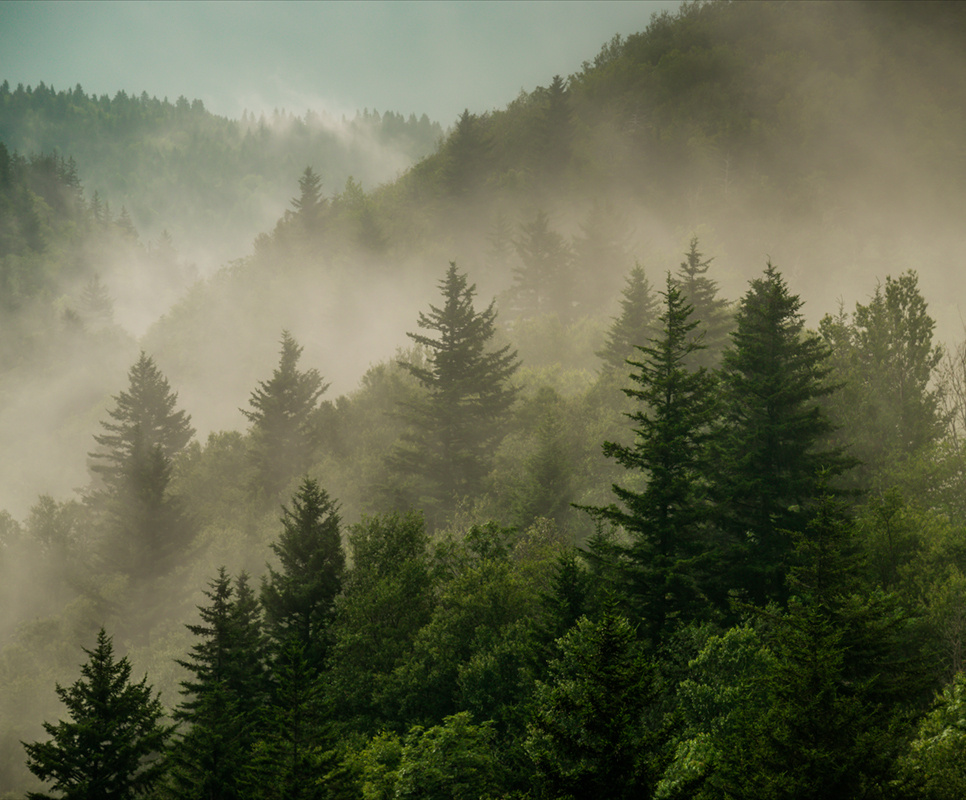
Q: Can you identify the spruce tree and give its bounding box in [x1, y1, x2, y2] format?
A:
[675, 237, 732, 370]
[713, 263, 848, 605]
[510, 211, 573, 321]
[167, 570, 268, 800]
[242, 331, 329, 501]
[583, 273, 719, 638]
[260, 477, 345, 668]
[597, 262, 659, 374]
[392, 263, 519, 523]
[88, 352, 194, 581]
[23, 629, 173, 800]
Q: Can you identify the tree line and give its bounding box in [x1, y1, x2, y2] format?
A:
[12, 240, 966, 798]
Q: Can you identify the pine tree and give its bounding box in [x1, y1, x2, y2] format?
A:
[88, 352, 194, 581]
[583, 273, 719, 638]
[713, 263, 849, 605]
[167, 570, 269, 800]
[260, 478, 345, 668]
[242, 331, 329, 501]
[23, 629, 173, 800]
[510, 210, 573, 321]
[243, 639, 327, 800]
[525, 610, 661, 800]
[392, 263, 519, 523]
[675, 237, 732, 369]
[291, 166, 326, 231]
[597, 262, 659, 374]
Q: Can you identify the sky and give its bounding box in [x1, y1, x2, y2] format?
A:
[1, 0, 682, 126]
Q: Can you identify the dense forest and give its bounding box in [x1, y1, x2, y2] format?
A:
[4, 1, 966, 797]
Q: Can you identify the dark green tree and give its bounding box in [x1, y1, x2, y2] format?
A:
[243, 639, 327, 800]
[597, 262, 659, 374]
[713, 263, 848, 605]
[525, 610, 662, 800]
[167, 570, 268, 800]
[392, 263, 519, 523]
[260, 477, 345, 668]
[325, 512, 434, 732]
[242, 331, 329, 501]
[584, 273, 719, 638]
[23, 629, 173, 800]
[88, 352, 194, 581]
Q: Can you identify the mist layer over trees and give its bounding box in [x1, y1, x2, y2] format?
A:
[4, 1, 966, 797]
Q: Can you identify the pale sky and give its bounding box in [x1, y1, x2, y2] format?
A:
[0, 0, 682, 125]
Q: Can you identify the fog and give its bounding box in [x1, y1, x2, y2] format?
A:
[2, 1, 966, 792]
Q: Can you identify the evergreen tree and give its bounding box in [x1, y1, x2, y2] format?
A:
[510, 210, 573, 321]
[391, 263, 519, 523]
[88, 352, 194, 581]
[260, 478, 345, 668]
[675, 237, 732, 369]
[597, 262, 659, 374]
[167, 570, 268, 800]
[291, 166, 325, 224]
[583, 273, 719, 638]
[713, 263, 848, 605]
[23, 629, 173, 800]
[243, 639, 327, 800]
[242, 331, 329, 501]
[525, 610, 662, 800]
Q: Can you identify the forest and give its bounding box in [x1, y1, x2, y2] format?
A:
[3, 1, 966, 797]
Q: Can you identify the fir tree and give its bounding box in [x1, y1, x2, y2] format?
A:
[167, 570, 268, 800]
[713, 263, 849, 605]
[392, 263, 519, 524]
[583, 273, 719, 638]
[88, 352, 194, 582]
[260, 478, 345, 668]
[23, 629, 173, 800]
[675, 237, 732, 369]
[242, 331, 329, 501]
[597, 262, 659, 374]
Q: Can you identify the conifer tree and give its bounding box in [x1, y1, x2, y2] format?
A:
[88, 352, 194, 581]
[167, 570, 268, 800]
[583, 273, 719, 637]
[23, 629, 173, 800]
[242, 331, 329, 501]
[713, 263, 848, 605]
[260, 477, 345, 668]
[392, 263, 519, 523]
[510, 211, 573, 321]
[597, 262, 659, 374]
[675, 237, 732, 369]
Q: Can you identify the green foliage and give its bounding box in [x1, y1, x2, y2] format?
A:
[713, 263, 847, 605]
[821, 270, 944, 489]
[88, 352, 195, 584]
[22, 629, 172, 800]
[167, 570, 268, 800]
[597, 262, 659, 374]
[392, 263, 519, 524]
[585, 273, 719, 638]
[260, 478, 345, 667]
[325, 512, 434, 732]
[896, 673, 966, 799]
[526, 610, 663, 800]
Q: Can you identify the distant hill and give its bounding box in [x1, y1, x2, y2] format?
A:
[0, 81, 442, 270]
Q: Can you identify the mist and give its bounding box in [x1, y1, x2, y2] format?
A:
[3, 1, 966, 795]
